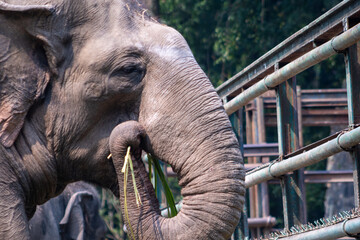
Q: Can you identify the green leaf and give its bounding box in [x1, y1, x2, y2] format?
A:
[148, 154, 178, 217]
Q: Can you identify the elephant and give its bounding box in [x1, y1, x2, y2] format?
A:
[29, 181, 107, 240]
[0, 0, 245, 239]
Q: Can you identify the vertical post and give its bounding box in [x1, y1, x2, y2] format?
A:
[255, 96, 271, 237]
[256, 97, 266, 144]
[275, 63, 306, 229]
[296, 86, 307, 221]
[245, 99, 260, 238]
[343, 18, 360, 210]
[296, 86, 304, 148]
[245, 101, 259, 224]
[229, 104, 249, 240]
[256, 97, 270, 219]
[251, 98, 264, 237]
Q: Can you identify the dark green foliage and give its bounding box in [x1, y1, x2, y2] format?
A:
[306, 184, 328, 223]
[269, 184, 283, 227]
[159, 0, 343, 87]
[303, 126, 330, 171]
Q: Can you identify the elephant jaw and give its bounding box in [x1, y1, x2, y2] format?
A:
[109, 120, 245, 240]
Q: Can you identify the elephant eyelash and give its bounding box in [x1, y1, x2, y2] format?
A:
[109, 64, 146, 84]
[111, 64, 144, 77]
[122, 65, 139, 74]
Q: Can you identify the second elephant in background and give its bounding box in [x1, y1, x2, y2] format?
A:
[29, 182, 107, 240]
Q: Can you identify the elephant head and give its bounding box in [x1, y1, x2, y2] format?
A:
[0, 0, 245, 239]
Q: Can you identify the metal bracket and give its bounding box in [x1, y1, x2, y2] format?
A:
[268, 161, 277, 178]
[263, 76, 273, 90]
[336, 131, 354, 152]
[331, 37, 346, 54]
[342, 219, 360, 238]
[267, 154, 286, 178]
[269, 158, 288, 179]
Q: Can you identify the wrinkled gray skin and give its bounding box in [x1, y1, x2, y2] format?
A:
[29, 181, 107, 240]
[0, 0, 245, 239]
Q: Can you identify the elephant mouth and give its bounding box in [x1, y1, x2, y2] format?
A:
[104, 152, 121, 197]
[106, 123, 150, 198]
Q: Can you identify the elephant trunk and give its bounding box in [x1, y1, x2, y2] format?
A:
[110, 58, 245, 239]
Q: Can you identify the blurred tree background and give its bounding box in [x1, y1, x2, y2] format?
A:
[156, 0, 343, 88]
[101, 0, 349, 238]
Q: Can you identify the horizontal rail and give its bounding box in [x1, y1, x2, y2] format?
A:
[167, 166, 354, 184]
[303, 170, 353, 184]
[259, 89, 347, 108]
[224, 23, 360, 115]
[265, 110, 348, 127]
[301, 88, 347, 102]
[247, 89, 349, 126]
[268, 170, 354, 184]
[216, 0, 360, 98]
[280, 217, 360, 240]
[243, 143, 278, 157]
[245, 126, 360, 188]
[248, 217, 276, 228]
[166, 163, 271, 177]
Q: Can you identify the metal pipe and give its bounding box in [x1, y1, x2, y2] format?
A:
[245, 126, 360, 188]
[280, 217, 360, 240]
[267, 170, 355, 184]
[248, 216, 276, 228]
[224, 23, 360, 115]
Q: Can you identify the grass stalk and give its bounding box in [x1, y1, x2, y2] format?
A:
[122, 146, 142, 240]
[120, 147, 178, 240]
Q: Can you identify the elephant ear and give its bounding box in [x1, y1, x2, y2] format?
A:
[59, 191, 107, 240]
[0, 2, 67, 148]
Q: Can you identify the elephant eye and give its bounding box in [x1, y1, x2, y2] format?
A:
[111, 64, 144, 77]
[122, 66, 138, 74]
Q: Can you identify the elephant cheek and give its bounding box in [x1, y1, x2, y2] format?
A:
[83, 81, 105, 101]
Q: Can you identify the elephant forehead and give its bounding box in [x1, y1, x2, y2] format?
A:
[148, 44, 193, 62]
[72, 2, 146, 64]
[141, 24, 194, 61]
[74, 12, 193, 67]
[76, 33, 145, 68]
